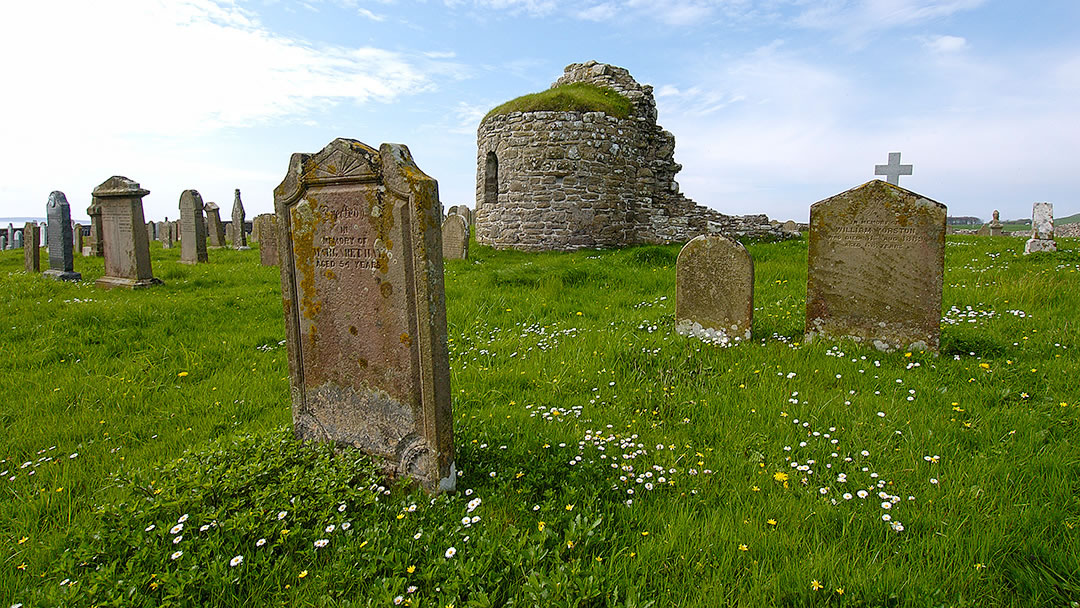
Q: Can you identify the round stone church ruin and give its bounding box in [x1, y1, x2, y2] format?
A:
[475, 61, 782, 251]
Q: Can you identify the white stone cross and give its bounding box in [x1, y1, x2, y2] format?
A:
[874, 152, 913, 186]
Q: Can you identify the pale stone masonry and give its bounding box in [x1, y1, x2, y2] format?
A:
[1024, 202, 1057, 254]
[475, 61, 782, 251]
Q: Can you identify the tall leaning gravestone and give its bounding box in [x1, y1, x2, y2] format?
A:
[43, 191, 81, 281]
[806, 180, 946, 352]
[92, 176, 163, 289]
[274, 138, 455, 493]
[675, 234, 753, 346]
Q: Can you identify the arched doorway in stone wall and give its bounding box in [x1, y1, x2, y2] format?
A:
[483, 152, 498, 209]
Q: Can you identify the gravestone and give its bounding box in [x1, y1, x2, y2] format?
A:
[40, 223, 47, 250]
[805, 179, 946, 352]
[0, 235, 6, 251]
[179, 190, 209, 264]
[256, 214, 279, 266]
[146, 221, 155, 244]
[23, 224, 40, 272]
[873, 152, 912, 186]
[160, 217, 173, 249]
[92, 176, 162, 289]
[976, 224, 990, 236]
[73, 223, 83, 254]
[87, 202, 104, 257]
[6, 223, 14, 249]
[43, 191, 81, 281]
[274, 138, 454, 493]
[675, 234, 754, 345]
[205, 202, 226, 247]
[14, 230, 23, 249]
[231, 189, 249, 249]
[989, 210, 1003, 237]
[782, 220, 799, 234]
[441, 214, 468, 260]
[1024, 202, 1057, 254]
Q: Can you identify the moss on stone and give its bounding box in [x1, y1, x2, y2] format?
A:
[484, 83, 632, 121]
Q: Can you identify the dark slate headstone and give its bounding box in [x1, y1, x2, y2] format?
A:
[43, 191, 81, 281]
[805, 180, 946, 352]
[92, 176, 162, 289]
[179, 190, 209, 264]
[231, 189, 249, 249]
[675, 234, 753, 345]
[205, 202, 226, 247]
[23, 223, 40, 272]
[275, 138, 454, 493]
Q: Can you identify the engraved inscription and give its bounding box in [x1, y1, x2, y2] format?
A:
[831, 222, 920, 250]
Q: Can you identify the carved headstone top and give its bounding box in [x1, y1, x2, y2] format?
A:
[805, 180, 946, 352]
[91, 176, 162, 289]
[274, 138, 455, 493]
[675, 234, 754, 346]
[43, 191, 81, 281]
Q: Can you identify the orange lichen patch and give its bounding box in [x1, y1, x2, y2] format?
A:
[400, 332, 412, 346]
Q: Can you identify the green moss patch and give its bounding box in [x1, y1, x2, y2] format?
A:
[484, 82, 632, 121]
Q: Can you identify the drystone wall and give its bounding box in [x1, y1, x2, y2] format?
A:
[475, 61, 782, 251]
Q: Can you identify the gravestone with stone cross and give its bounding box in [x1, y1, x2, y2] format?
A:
[179, 190, 209, 264]
[23, 223, 40, 272]
[675, 234, 754, 346]
[92, 176, 163, 289]
[806, 179, 946, 352]
[14, 230, 23, 249]
[1024, 202, 1057, 254]
[874, 152, 913, 186]
[441, 214, 468, 260]
[86, 202, 104, 257]
[274, 138, 455, 493]
[205, 202, 226, 247]
[231, 189, 249, 250]
[43, 191, 82, 281]
[255, 213, 279, 266]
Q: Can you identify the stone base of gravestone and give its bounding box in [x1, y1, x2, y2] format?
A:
[43, 269, 81, 282]
[1024, 239, 1057, 254]
[96, 276, 164, 289]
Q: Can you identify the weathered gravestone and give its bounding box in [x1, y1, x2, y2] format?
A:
[441, 214, 468, 260]
[274, 138, 455, 493]
[1024, 202, 1057, 254]
[86, 203, 104, 257]
[43, 191, 81, 281]
[0, 235, 6, 251]
[6, 223, 13, 249]
[146, 221, 155, 244]
[989, 210, 1003, 237]
[205, 202, 226, 247]
[976, 224, 990, 236]
[13, 230, 23, 249]
[782, 220, 799, 235]
[805, 179, 946, 352]
[92, 176, 163, 289]
[179, 190, 209, 264]
[73, 224, 83, 254]
[675, 234, 754, 345]
[23, 224, 40, 272]
[160, 217, 173, 249]
[255, 214, 279, 266]
[231, 189, 249, 249]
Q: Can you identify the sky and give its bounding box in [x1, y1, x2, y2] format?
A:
[1, 0, 1078, 224]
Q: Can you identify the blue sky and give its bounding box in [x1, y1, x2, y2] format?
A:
[2, 0, 1078, 224]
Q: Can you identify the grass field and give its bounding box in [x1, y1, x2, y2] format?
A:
[1, 233, 1078, 607]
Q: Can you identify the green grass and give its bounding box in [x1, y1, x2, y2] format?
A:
[2, 235, 1079, 607]
[484, 82, 633, 121]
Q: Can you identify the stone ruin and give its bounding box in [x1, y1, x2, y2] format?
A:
[475, 61, 783, 251]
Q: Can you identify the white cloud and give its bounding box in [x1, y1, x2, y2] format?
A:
[921, 34, 967, 53]
[794, 0, 986, 44]
[577, 2, 618, 21]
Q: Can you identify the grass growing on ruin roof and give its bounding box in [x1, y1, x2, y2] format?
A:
[484, 82, 633, 121]
[1, 235, 1079, 607]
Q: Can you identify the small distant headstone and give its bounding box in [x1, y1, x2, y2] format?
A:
[40, 223, 48, 250]
[988, 210, 1003, 237]
[675, 234, 754, 345]
[179, 190, 209, 264]
[146, 221, 155, 244]
[231, 189, 249, 250]
[782, 220, 799, 234]
[87, 203, 104, 257]
[161, 216, 173, 249]
[91, 176, 163, 289]
[73, 223, 83, 254]
[5, 223, 13, 249]
[873, 152, 913, 186]
[13, 230, 23, 249]
[441, 214, 468, 260]
[1024, 202, 1057, 254]
[806, 179, 946, 352]
[43, 191, 81, 281]
[23, 223, 40, 272]
[976, 224, 990, 236]
[255, 214, 279, 266]
[0, 235, 6, 251]
[205, 202, 226, 247]
[274, 138, 455, 493]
